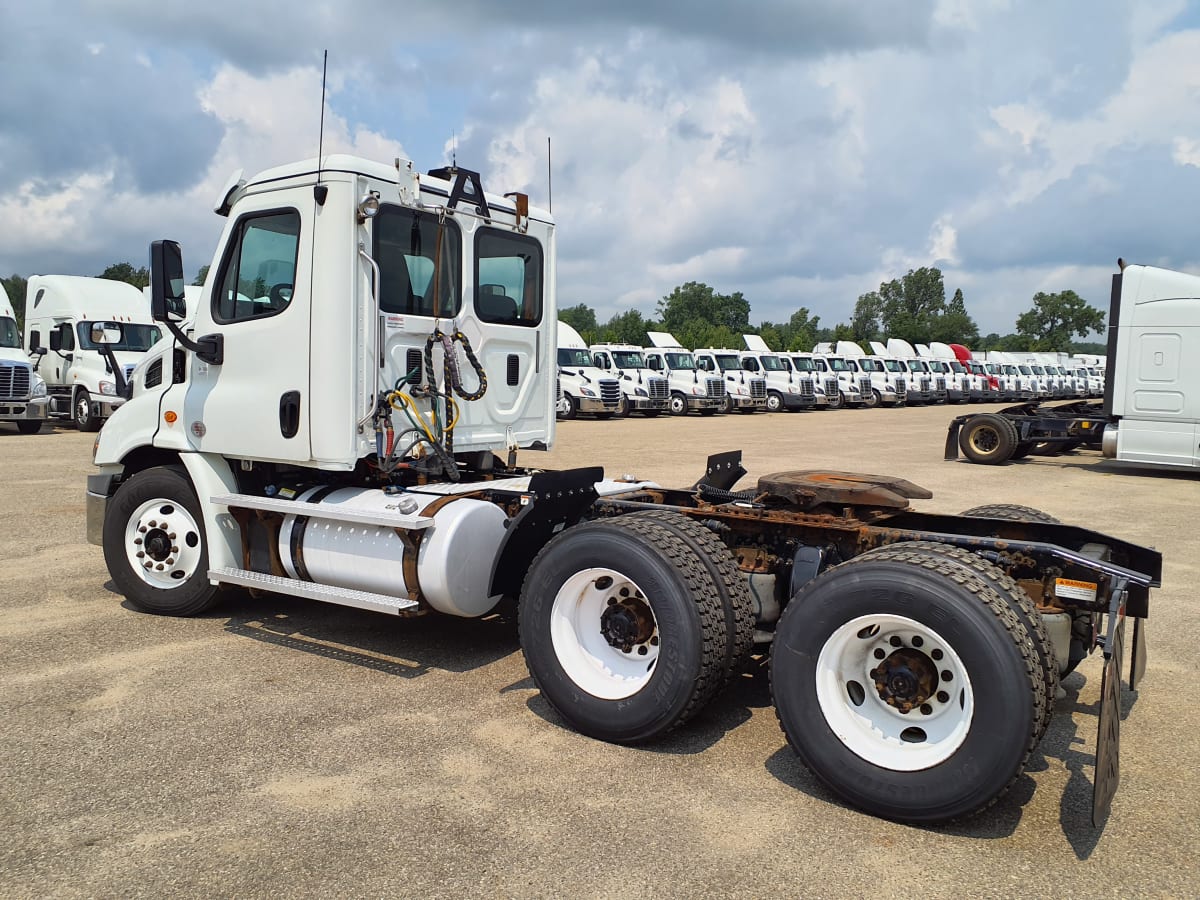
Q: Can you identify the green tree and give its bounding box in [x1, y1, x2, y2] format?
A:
[877, 267, 946, 342]
[850, 292, 883, 342]
[1015, 290, 1105, 350]
[193, 265, 210, 287]
[559, 303, 599, 343]
[599, 309, 650, 346]
[929, 288, 980, 345]
[1, 274, 28, 330]
[98, 262, 150, 290]
[765, 307, 820, 351]
[830, 323, 855, 343]
[979, 332, 1002, 350]
[657, 282, 751, 337]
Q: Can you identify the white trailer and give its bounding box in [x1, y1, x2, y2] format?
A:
[555, 320, 622, 418]
[86, 154, 1160, 826]
[24, 276, 162, 430]
[589, 343, 669, 416]
[643, 331, 725, 415]
[0, 286, 49, 433]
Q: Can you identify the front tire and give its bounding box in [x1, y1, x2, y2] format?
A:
[863, 388, 881, 410]
[770, 546, 1043, 822]
[827, 390, 844, 410]
[668, 393, 688, 416]
[518, 514, 750, 743]
[766, 391, 784, 413]
[103, 466, 219, 617]
[558, 394, 578, 420]
[74, 389, 101, 432]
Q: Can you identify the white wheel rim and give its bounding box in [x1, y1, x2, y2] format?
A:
[550, 567, 660, 700]
[76, 396, 89, 421]
[815, 614, 974, 771]
[123, 497, 204, 588]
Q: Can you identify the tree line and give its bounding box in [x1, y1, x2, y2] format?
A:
[2, 261, 1105, 354]
[564, 267, 1106, 354]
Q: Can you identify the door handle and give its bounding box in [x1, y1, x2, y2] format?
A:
[279, 391, 301, 438]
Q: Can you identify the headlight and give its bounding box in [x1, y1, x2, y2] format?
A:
[634, 388, 647, 397]
[787, 386, 798, 393]
[691, 386, 704, 395]
[580, 387, 595, 397]
[31, 376, 46, 397]
[99, 381, 116, 396]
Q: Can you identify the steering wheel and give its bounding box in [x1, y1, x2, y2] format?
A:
[269, 283, 294, 307]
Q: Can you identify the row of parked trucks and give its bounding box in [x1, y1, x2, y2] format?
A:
[554, 321, 1105, 420]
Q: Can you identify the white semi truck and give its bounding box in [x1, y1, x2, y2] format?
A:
[555, 320, 622, 419]
[886, 339, 946, 405]
[0, 286, 49, 433]
[779, 352, 831, 409]
[692, 347, 767, 413]
[589, 343, 669, 416]
[86, 153, 1159, 825]
[738, 335, 818, 412]
[643, 332, 725, 416]
[812, 343, 867, 408]
[836, 341, 905, 408]
[24, 275, 162, 430]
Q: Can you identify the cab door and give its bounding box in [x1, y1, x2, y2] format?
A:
[181, 195, 312, 462]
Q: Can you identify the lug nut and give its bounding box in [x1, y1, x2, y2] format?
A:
[637, 646, 648, 656]
[134, 538, 142, 545]
[920, 704, 933, 715]
[136, 551, 144, 559]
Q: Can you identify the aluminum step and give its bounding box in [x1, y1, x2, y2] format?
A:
[209, 567, 419, 615]
[210, 492, 433, 530]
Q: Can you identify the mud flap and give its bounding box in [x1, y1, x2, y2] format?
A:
[1092, 580, 1128, 827]
[1129, 616, 1147, 691]
[944, 419, 964, 460]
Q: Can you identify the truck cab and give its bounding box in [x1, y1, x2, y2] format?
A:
[781, 353, 830, 408]
[836, 341, 905, 408]
[0, 287, 49, 433]
[643, 332, 725, 415]
[693, 347, 766, 413]
[812, 343, 867, 408]
[926, 341, 979, 402]
[589, 342, 669, 416]
[555, 320, 621, 419]
[885, 338, 944, 404]
[24, 276, 161, 430]
[740, 334, 816, 412]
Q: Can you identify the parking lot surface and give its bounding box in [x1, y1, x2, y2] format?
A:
[1, 405, 1197, 897]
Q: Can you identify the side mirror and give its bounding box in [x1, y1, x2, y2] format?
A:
[28, 331, 40, 352]
[32, 346, 46, 357]
[91, 322, 123, 345]
[49, 330, 62, 352]
[150, 239, 187, 323]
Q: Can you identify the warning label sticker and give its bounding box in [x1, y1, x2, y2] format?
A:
[1056, 577, 1099, 603]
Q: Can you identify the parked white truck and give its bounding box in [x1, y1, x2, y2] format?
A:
[779, 352, 831, 409]
[737, 335, 818, 412]
[836, 341, 905, 408]
[812, 343, 867, 408]
[555, 320, 622, 419]
[692, 347, 767, 413]
[24, 276, 162, 430]
[86, 154, 1159, 826]
[0, 286, 49, 433]
[589, 343, 669, 416]
[643, 331, 725, 415]
[883, 339, 946, 404]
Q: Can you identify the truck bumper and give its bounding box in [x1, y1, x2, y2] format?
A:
[576, 397, 621, 414]
[782, 394, 816, 410]
[729, 396, 766, 410]
[628, 397, 669, 412]
[946, 388, 966, 402]
[86, 473, 117, 546]
[688, 397, 724, 410]
[92, 396, 126, 418]
[0, 397, 48, 421]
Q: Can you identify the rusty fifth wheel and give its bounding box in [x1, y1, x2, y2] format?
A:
[519, 512, 753, 743]
[770, 544, 1043, 822]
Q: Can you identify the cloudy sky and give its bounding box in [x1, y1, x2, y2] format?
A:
[2, 0, 1199, 336]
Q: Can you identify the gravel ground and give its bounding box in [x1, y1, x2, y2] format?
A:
[1, 405, 1197, 898]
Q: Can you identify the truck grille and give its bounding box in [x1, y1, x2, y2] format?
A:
[706, 377, 725, 398]
[825, 377, 838, 397]
[920, 377, 931, 392]
[894, 377, 906, 396]
[935, 377, 946, 392]
[750, 379, 766, 399]
[858, 376, 872, 396]
[798, 379, 814, 397]
[0, 363, 31, 400]
[599, 380, 621, 408]
[647, 378, 668, 400]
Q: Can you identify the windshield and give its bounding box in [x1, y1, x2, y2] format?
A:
[883, 359, 904, 372]
[1030, 365, 1045, 375]
[948, 361, 965, 373]
[1004, 365, 1018, 375]
[985, 363, 999, 374]
[665, 352, 697, 370]
[611, 351, 645, 369]
[1018, 365, 1032, 375]
[789, 357, 816, 372]
[858, 359, 883, 372]
[828, 358, 852, 371]
[927, 360, 947, 373]
[0, 316, 19, 348]
[714, 354, 742, 371]
[906, 360, 926, 373]
[759, 355, 786, 371]
[558, 348, 593, 367]
[77, 322, 162, 352]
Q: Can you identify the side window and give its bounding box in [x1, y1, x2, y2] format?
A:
[476, 229, 543, 326]
[59, 322, 76, 351]
[647, 356, 662, 371]
[374, 204, 462, 316]
[743, 358, 759, 372]
[696, 357, 711, 371]
[594, 353, 609, 369]
[215, 209, 301, 323]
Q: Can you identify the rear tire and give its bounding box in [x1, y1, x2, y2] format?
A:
[961, 504, 1060, 524]
[958, 414, 1017, 465]
[518, 515, 738, 743]
[771, 545, 1043, 822]
[103, 466, 219, 617]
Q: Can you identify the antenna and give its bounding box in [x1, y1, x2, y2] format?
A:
[314, 50, 329, 205]
[547, 136, 553, 214]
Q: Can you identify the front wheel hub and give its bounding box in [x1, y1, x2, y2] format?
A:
[872, 648, 938, 713]
[600, 599, 655, 652]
